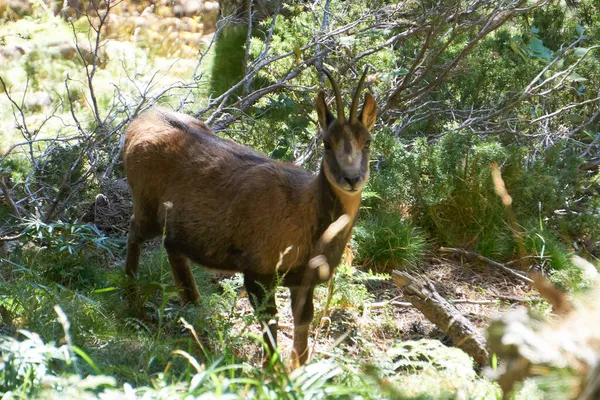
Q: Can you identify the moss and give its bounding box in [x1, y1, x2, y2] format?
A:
[210, 25, 247, 98]
[374, 339, 502, 399]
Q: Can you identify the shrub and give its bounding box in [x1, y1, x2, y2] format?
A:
[354, 212, 427, 272]
[364, 128, 596, 272]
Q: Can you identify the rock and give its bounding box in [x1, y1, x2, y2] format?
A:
[571, 255, 599, 283]
[203, 1, 219, 13]
[140, 4, 154, 16]
[173, 4, 184, 18]
[202, 1, 219, 32]
[181, 16, 200, 32]
[165, 31, 181, 49]
[6, 0, 32, 16]
[181, 32, 204, 47]
[101, 13, 130, 38]
[182, 0, 203, 16]
[132, 16, 151, 30]
[25, 92, 53, 111]
[0, 44, 28, 61]
[101, 40, 137, 66]
[42, 0, 62, 16]
[156, 4, 174, 17]
[47, 41, 77, 61]
[157, 17, 186, 32]
[60, 0, 85, 20]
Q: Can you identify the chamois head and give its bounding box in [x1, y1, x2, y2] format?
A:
[317, 67, 377, 195]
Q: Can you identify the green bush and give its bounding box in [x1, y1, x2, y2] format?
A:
[210, 26, 247, 99]
[363, 129, 597, 272]
[354, 212, 427, 272]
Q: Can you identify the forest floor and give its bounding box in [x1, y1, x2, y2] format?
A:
[218, 254, 537, 365]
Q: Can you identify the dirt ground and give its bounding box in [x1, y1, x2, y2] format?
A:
[227, 256, 538, 366]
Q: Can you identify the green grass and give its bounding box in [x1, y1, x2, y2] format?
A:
[354, 212, 428, 273]
[0, 229, 512, 399]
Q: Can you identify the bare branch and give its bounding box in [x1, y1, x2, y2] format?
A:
[440, 247, 533, 284]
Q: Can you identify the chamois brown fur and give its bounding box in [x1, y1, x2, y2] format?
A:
[123, 68, 376, 366]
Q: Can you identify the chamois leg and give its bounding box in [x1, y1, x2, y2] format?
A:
[125, 215, 146, 311]
[125, 215, 143, 278]
[290, 286, 315, 367]
[125, 214, 161, 313]
[244, 273, 278, 361]
[165, 248, 200, 305]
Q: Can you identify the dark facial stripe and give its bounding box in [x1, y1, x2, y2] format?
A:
[343, 136, 353, 154]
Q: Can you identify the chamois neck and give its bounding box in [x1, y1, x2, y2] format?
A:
[316, 166, 361, 225]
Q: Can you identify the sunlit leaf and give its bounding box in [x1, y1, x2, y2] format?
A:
[339, 36, 355, 46]
[565, 72, 587, 82]
[528, 37, 553, 60]
[93, 287, 117, 293]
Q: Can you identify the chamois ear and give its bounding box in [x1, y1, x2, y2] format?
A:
[359, 93, 377, 132]
[316, 91, 335, 131]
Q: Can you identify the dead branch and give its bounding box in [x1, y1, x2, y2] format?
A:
[365, 294, 539, 313]
[385, 1, 547, 114]
[0, 231, 26, 243]
[0, 177, 21, 219]
[439, 247, 533, 284]
[391, 270, 489, 366]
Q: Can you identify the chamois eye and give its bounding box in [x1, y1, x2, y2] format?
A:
[364, 140, 372, 149]
[324, 141, 332, 150]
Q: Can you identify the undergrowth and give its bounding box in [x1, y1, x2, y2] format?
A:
[358, 128, 598, 290]
[0, 237, 507, 399]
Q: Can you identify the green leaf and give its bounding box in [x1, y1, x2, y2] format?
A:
[293, 44, 301, 65]
[269, 146, 289, 160]
[575, 24, 584, 36]
[93, 287, 117, 293]
[357, 28, 391, 39]
[582, 130, 595, 139]
[72, 345, 102, 374]
[391, 68, 409, 77]
[568, 115, 586, 124]
[509, 37, 528, 62]
[528, 37, 553, 60]
[565, 72, 587, 82]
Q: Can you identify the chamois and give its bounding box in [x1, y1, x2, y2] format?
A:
[123, 67, 377, 366]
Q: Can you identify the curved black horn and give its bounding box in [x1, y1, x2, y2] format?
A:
[350, 66, 369, 123]
[322, 67, 345, 123]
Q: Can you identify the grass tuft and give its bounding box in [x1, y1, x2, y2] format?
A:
[354, 212, 428, 272]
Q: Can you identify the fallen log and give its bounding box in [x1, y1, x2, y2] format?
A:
[391, 270, 489, 366]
